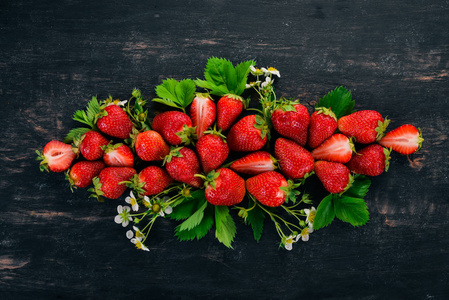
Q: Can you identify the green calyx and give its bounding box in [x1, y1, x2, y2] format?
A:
[87, 177, 104, 202]
[102, 141, 123, 153]
[65, 169, 76, 193]
[417, 128, 424, 152]
[163, 146, 184, 165]
[339, 174, 355, 195]
[176, 124, 197, 146]
[279, 180, 302, 204]
[35, 150, 49, 172]
[195, 170, 221, 190]
[315, 106, 337, 121]
[375, 117, 390, 141]
[203, 126, 227, 143]
[275, 98, 299, 112]
[383, 147, 392, 172]
[254, 114, 271, 140]
[122, 174, 146, 197]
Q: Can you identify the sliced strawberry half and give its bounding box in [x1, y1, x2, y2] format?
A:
[312, 134, 354, 164]
[103, 143, 134, 167]
[230, 151, 277, 175]
[36, 140, 76, 172]
[190, 93, 216, 139]
[378, 124, 423, 155]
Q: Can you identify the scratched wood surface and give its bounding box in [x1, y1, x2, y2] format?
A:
[1, 0, 449, 299]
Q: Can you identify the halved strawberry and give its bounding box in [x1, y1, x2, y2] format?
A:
[36, 140, 76, 172]
[103, 143, 134, 167]
[378, 124, 423, 155]
[230, 151, 277, 175]
[190, 93, 216, 139]
[312, 134, 354, 164]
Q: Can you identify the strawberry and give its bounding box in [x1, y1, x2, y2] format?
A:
[135, 130, 170, 162]
[73, 130, 109, 161]
[36, 140, 76, 172]
[152, 111, 195, 145]
[227, 115, 268, 152]
[164, 147, 203, 188]
[103, 143, 134, 167]
[246, 171, 288, 207]
[190, 94, 216, 139]
[311, 134, 354, 164]
[314, 161, 352, 194]
[230, 151, 277, 175]
[274, 138, 314, 179]
[196, 130, 229, 174]
[97, 105, 133, 139]
[217, 94, 244, 131]
[347, 144, 391, 176]
[202, 168, 245, 206]
[308, 107, 337, 149]
[138, 166, 173, 196]
[378, 124, 423, 155]
[90, 167, 136, 200]
[66, 161, 105, 190]
[271, 102, 310, 146]
[337, 110, 389, 144]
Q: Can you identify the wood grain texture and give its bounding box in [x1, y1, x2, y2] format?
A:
[1, 0, 448, 299]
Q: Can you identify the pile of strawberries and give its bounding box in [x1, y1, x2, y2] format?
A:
[36, 58, 423, 249]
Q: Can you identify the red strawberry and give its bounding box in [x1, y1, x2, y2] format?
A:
[217, 94, 244, 131]
[138, 166, 173, 196]
[190, 94, 216, 139]
[152, 111, 195, 145]
[311, 134, 354, 164]
[227, 115, 268, 152]
[36, 140, 76, 172]
[246, 171, 288, 207]
[203, 168, 245, 206]
[347, 144, 390, 176]
[97, 105, 133, 139]
[164, 147, 203, 188]
[314, 161, 352, 194]
[103, 143, 134, 167]
[271, 102, 310, 146]
[67, 161, 105, 189]
[74, 130, 109, 161]
[274, 138, 314, 179]
[378, 124, 423, 155]
[135, 130, 170, 161]
[337, 110, 389, 144]
[230, 151, 276, 175]
[90, 167, 136, 200]
[308, 107, 337, 149]
[196, 131, 229, 174]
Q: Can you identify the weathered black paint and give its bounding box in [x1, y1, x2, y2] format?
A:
[1, 0, 448, 299]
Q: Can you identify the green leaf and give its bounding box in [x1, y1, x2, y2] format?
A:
[72, 97, 100, 128]
[175, 79, 196, 108]
[64, 127, 91, 143]
[234, 60, 255, 95]
[245, 204, 265, 242]
[178, 200, 208, 231]
[313, 194, 335, 230]
[334, 196, 369, 227]
[316, 86, 355, 119]
[152, 97, 183, 110]
[343, 175, 371, 199]
[175, 204, 214, 241]
[215, 206, 237, 249]
[169, 190, 206, 220]
[222, 59, 237, 94]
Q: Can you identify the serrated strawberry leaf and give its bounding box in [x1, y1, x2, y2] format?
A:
[215, 205, 237, 249]
[175, 79, 196, 108]
[343, 175, 371, 199]
[316, 86, 355, 119]
[64, 127, 91, 143]
[175, 204, 214, 241]
[334, 196, 369, 227]
[154, 78, 196, 111]
[169, 189, 206, 221]
[245, 204, 265, 242]
[313, 194, 335, 230]
[177, 200, 208, 231]
[72, 96, 100, 128]
[235, 60, 255, 95]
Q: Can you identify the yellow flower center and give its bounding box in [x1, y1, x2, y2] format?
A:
[130, 198, 138, 207]
[301, 228, 310, 237]
[152, 203, 161, 213]
[267, 67, 278, 72]
[308, 211, 316, 223]
[286, 236, 293, 244]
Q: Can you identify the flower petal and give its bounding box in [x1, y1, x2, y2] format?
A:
[114, 215, 122, 224]
[117, 205, 123, 214]
[164, 206, 173, 215]
[126, 230, 134, 239]
[123, 206, 131, 212]
[301, 234, 309, 242]
[122, 219, 129, 227]
[285, 243, 293, 251]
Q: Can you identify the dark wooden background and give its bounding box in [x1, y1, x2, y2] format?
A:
[1, 0, 448, 299]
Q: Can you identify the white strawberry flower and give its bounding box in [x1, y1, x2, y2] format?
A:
[299, 227, 312, 242]
[262, 67, 281, 78]
[250, 65, 264, 76]
[284, 234, 300, 251]
[114, 205, 133, 227]
[245, 81, 261, 89]
[125, 191, 139, 212]
[107, 99, 128, 106]
[131, 238, 149, 251]
[261, 76, 274, 88]
[126, 226, 145, 241]
[142, 195, 151, 208]
[304, 206, 317, 230]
